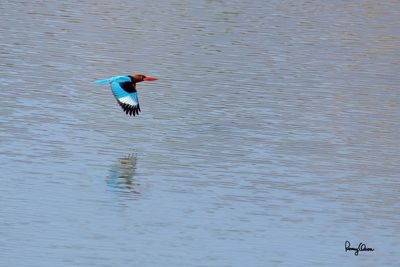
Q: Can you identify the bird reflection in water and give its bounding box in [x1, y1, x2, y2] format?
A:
[106, 154, 141, 198]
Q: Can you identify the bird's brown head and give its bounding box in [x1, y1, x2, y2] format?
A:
[130, 74, 158, 84]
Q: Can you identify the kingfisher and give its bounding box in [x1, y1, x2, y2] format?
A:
[95, 74, 158, 116]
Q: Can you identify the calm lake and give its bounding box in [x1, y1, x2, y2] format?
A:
[1, 0, 399, 266]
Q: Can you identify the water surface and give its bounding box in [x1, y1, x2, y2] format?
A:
[1, 1, 399, 266]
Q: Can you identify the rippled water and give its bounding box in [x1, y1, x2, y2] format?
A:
[1, 1, 399, 266]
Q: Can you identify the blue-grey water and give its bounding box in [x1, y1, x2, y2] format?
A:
[1, 1, 399, 266]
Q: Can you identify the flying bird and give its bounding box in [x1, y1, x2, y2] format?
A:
[95, 74, 158, 116]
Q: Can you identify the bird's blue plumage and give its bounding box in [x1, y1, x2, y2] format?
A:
[128, 92, 139, 105]
[111, 82, 139, 104]
[95, 75, 142, 116]
[111, 82, 140, 116]
[95, 75, 131, 85]
[111, 82, 129, 99]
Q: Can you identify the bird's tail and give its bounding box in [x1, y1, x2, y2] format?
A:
[95, 78, 112, 85]
[95, 76, 132, 85]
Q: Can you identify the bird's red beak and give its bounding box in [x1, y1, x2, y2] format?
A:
[143, 76, 158, 81]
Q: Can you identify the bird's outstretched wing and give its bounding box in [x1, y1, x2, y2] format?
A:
[111, 82, 141, 116]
